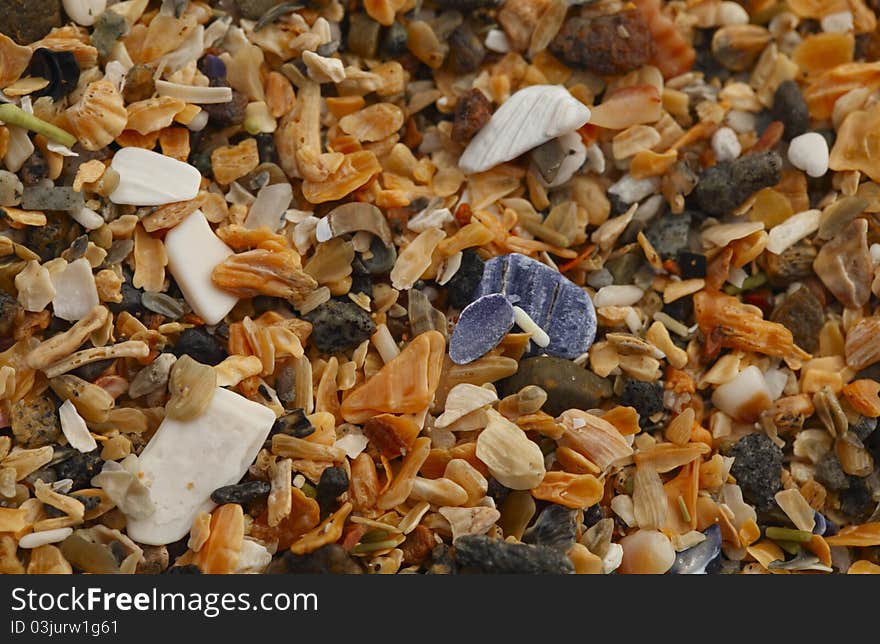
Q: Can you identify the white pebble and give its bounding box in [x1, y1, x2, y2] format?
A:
[512, 305, 551, 348]
[62, 0, 106, 26]
[821, 11, 854, 33]
[594, 285, 644, 307]
[70, 205, 104, 230]
[18, 528, 74, 549]
[484, 29, 511, 53]
[711, 365, 771, 422]
[870, 243, 880, 265]
[787, 132, 829, 178]
[608, 174, 660, 205]
[725, 109, 756, 134]
[766, 208, 821, 254]
[718, 1, 750, 25]
[164, 210, 239, 326]
[711, 126, 741, 162]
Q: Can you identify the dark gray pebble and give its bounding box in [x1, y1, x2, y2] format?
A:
[445, 248, 484, 309]
[727, 432, 783, 512]
[267, 545, 363, 574]
[769, 285, 823, 354]
[694, 151, 782, 217]
[771, 80, 810, 141]
[304, 299, 376, 354]
[172, 326, 228, 366]
[453, 534, 574, 574]
[645, 211, 693, 259]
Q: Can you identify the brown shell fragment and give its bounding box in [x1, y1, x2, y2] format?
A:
[212, 248, 317, 306]
[341, 331, 445, 424]
[813, 218, 871, 309]
[693, 290, 811, 365]
[845, 317, 880, 370]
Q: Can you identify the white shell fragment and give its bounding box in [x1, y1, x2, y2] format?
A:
[62, 0, 107, 26]
[155, 80, 233, 104]
[484, 28, 511, 53]
[821, 11, 854, 33]
[18, 528, 74, 549]
[787, 132, 830, 178]
[59, 399, 97, 453]
[235, 539, 273, 573]
[165, 210, 238, 326]
[594, 285, 644, 307]
[109, 147, 201, 206]
[125, 387, 276, 545]
[459, 85, 591, 175]
[766, 209, 821, 254]
[711, 365, 772, 422]
[51, 258, 99, 321]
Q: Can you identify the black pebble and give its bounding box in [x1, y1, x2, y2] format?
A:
[619, 378, 664, 420]
[20, 149, 49, 186]
[172, 326, 228, 366]
[26, 213, 78, 262]
[109, 277, 145, 316]
[694, 151, 783, 217]
[448, 24, 486, 74]
[814, 453, 849, 492]
[358, 236, 397, 275]
[210, 480, 271, 505]
[267, 545, 362, 574]
[771, 80, 810, 141]
[304, 299, 376, 354]
[380, 22, 408, 57]
[486, 477, 510, 507]
[445, 249, 485, 309]
[677, 251, 707, 279]
[453, 535, 574, 574]
[839, 477, 875, 520]
[522, 504, 578, 551]
[316, 466, 349, 514]
[662, 297, 694, 325]
[583, 504, 605, 528]
[727, 433, 783, 511]
[53, 449, 104, 491]
[255, 133, 277, 164]
[270, 409, 315, 440]
[70, 358, 115, 382]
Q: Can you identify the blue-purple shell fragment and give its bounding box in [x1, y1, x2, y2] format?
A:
[474, 253, 596, 359]
[449, 293, 516, 365]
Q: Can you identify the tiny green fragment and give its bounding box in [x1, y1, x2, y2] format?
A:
[677, 495, 691, 524]
[765, 526, 813, 543]
[0, 103, 77, 148]
[351, 539, 400, 555]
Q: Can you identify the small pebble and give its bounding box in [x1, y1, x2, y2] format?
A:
[787, 132, 829, 178]
[550, 10, 655, 75]
[728, 433, 783, 511]
[450, 293, 516, 365]
[271, 409, 315, 440]
[316, 466, 349, 514]
[484, 28, 510, 53]
[711, 126, 741, 162]
[694, 151, 782, 216]
[267, 545, 362, 574]
[677, 251, 707, 279]
[210, 480, 271, 505]
[305, 299, 376, 354]
[3, 0, 61, 44]
[451, 88, 492, 145]
[453, 534, 574, 574]
[619, 378, 664, 421]
[0, 291, 22, 338]
[445, 249, 484, 309]
[522, 504, 578, 551]
[769, 285, 824, 353]
[448, 24, 486, 74]
[644, 211, 693, 259]
[771, 80, 810, 141]
[10, 392, 61, 449]
[53, 449, 103, 491]
[717, 1, 749, 25]
[172, 326, 228, 366]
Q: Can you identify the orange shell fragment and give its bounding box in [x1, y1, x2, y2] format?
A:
[530, 471, 604, 509]
[804, 62, 880, 120]
[825, 522, 880, 547]
[694, 289, 811, 366]
[302, 151, 381, 204]
[340, 331, 446, 423]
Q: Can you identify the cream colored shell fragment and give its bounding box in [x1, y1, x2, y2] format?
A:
[50, 258, 99, 322]
[62, 0, 107, 26]
[459, 85, 591, 175]
[390, 227, 445, 290]
[58, 399, 97, 453]
[435, 384, 498, 428]
[15, 261, 55, 312]
[475, 409, 546, 490]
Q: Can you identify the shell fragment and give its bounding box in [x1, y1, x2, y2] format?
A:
[51, 258, 100, 322]
[165, 210, 239, 325]
[125, 387, 276, 545]
[459, 85, 591, 175]
[109, 147, 201, 206]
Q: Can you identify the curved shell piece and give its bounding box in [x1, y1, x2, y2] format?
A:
[459, 85, 591, 175]
[0, 33, 32, 89]
[65, 79, 127, 151]
[340, 330, 446, 423]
